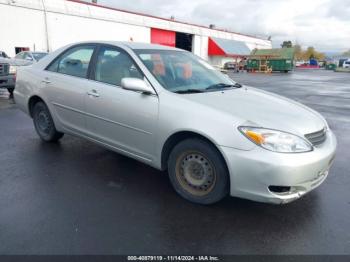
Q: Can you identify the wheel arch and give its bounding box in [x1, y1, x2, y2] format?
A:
[160, 130, 229, 173]
[28, 95, 45, 118]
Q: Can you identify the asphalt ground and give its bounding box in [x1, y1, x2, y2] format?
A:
[0, 69, 349, 255]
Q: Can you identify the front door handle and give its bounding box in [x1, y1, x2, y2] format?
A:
[87, 89, 100, 97]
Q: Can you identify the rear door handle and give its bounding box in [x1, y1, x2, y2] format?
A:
[87, 89, 100, 97]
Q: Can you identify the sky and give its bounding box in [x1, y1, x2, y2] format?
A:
[90, 0, 350, 53]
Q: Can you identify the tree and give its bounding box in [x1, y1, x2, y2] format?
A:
[316, 52, 325, 61]
[301, 46, 325, 61]
[280, 42, 325, 61]
[342, 50, 350, 56]
[281, 41, 293, 48]
[304, 46, 316, 59]
[294, 44, 303, 60]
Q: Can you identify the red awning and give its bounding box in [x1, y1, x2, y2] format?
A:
[151, 28, 175, 47]
[208, 37, 250, 57]
[208, 37, 226, 56]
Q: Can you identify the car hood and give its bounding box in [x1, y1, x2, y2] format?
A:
[0, 57, 12, 64]
[12, 59, 33, 66]
[0, 57, 32, 66]
[181, 86, 326, 136]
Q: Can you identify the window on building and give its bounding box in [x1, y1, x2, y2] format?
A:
[15, 47, 29, 54]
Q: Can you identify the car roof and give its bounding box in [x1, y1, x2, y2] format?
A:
[71, 41, 186, 51]
[121, 42, 182, 51]
[17, 51, 47, 54]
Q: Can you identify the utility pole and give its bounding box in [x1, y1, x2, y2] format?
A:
[41, 0, 50, 52]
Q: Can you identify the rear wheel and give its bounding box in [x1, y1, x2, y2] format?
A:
[33, 101, 64, 142]
[168, 138, 229, 204]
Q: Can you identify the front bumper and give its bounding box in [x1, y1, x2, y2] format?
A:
[220, 130, 337, 204]
[0, 74, 15, 89]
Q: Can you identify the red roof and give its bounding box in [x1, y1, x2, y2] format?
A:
[66, 0, 267, 41]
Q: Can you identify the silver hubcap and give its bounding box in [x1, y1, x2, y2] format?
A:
[176, 152, 216, 196]
[37, 111, 50, 134]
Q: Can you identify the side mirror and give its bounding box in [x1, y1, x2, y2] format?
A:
[121, 78, 155, 95]
[25, 56, 33, 61]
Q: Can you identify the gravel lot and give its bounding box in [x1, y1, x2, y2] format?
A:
[0, 69, 349, 255]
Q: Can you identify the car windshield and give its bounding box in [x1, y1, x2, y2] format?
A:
[135, 49, 238, 93]
[32, 52, 47, 61]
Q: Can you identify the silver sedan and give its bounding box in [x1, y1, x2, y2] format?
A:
[14, 41, 337, 204]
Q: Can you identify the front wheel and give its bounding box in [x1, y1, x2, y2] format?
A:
[33, 101, 64, 142]
[168, 138, 229, 204]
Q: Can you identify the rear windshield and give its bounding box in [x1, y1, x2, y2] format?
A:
[33, 52, 47, 61]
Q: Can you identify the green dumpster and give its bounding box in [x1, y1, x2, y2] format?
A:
[247, 47, 295, 72]
[325, 64, 336, 70]
[247, 59, 259, 70]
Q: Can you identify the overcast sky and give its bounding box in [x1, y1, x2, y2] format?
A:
[92, 0, 350, 52]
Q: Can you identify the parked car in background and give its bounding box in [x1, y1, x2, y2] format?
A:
[14, 41, 336, 205]
[223, 62, 236, 70]
[0, 51, 47, 97]
[343, 59, 350, 68]
[14, 51, 48, 63]
[295, 61, 305, 67]
[0, 57, 17, 96]
[0, 51, 9, 58]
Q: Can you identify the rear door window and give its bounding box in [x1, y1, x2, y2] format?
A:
[47, 45, 95, 78]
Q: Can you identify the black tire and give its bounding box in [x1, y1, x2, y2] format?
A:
[168, 138, 229, 204]
[32, 101, 64, 142]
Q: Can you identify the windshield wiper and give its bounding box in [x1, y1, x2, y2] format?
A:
[173, 89, 204, 94]
[205, 82, 242, 90]
[173, 83, 242, 94]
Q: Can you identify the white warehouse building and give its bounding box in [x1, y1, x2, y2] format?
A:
[0, 0, 272, 65]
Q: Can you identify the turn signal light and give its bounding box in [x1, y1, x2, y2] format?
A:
[245, 130, 265, 144]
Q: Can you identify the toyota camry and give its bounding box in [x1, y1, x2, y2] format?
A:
[14, 41, 337, 204]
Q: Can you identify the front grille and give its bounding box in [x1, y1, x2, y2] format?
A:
[305, 128, 327, 146]
[0, 63, 9, 76]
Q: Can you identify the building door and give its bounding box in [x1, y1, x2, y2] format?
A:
[15, 47, 29, 54]
[175, 32, 193, 52]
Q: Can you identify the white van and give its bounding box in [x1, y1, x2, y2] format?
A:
[343, 59, 350, 68]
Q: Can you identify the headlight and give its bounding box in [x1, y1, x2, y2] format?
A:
[9, 65, 17, 74]
[238, 126, 313, 153]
